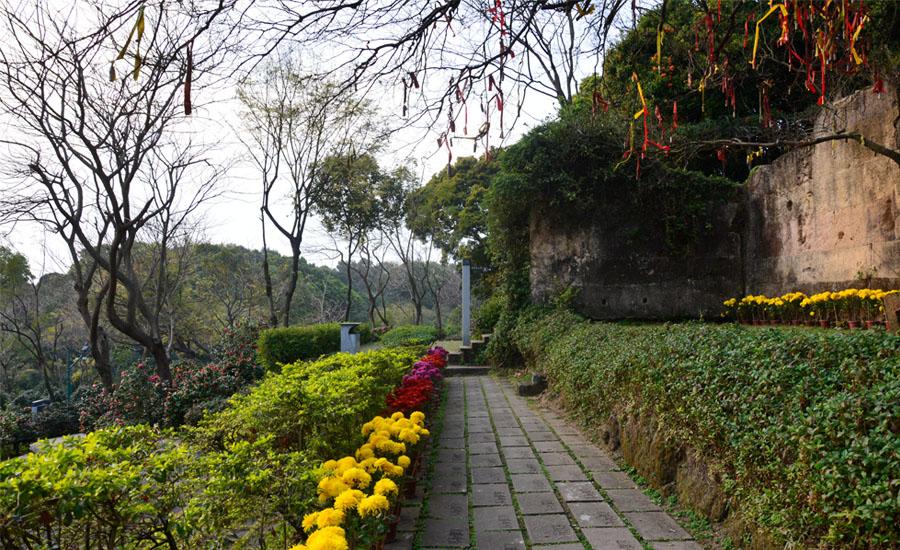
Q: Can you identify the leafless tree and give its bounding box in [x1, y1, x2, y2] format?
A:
[238, 53, 381, 326]
[0, 0, 228, 382]
[352, 234, 393, 327]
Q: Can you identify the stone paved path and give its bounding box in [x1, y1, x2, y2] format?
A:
[388, 376, 702, 550]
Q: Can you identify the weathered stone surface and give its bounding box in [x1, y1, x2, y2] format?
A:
[473, 506, 519, 532]
[421, 517, 469, 547]
[436, 448, 466, 463]
[581, 527, 643, 549]
[624, 511, 692, 541]
[499, 435, 530, 447]
[515, 492, 564, 515]
[472, 466, 507, 484]
[593, 471, 637, 489]
[427, 494, 468, 518]
[470, 442, 500, 455]
[506, 458, 542, 474]
[529, 85, 900, 319]
[546, 464, 588, 481]
[568, 502, 624, 528]
[431, 471, 467, 493]
[527, 431, 559, 442]
[473, 483, 513, 507]
[539, 452, 577, 466]
[533, 440, 566, 453]
[605, 489, 661, 512]
[469, 432, 498, 443]
[556, 481, 603, 502]
[471, 453, 503, 468]
[509, 473, 553, 493]
[474, 530, 526, 549]
[503, 447, 536, 459]
[523, 514, 579, 544]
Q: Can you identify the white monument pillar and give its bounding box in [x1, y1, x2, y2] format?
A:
[462, 259, 471, 347]
[340, 322, 361, 354]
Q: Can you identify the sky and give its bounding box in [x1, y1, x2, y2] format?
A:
[0, 0, 587, 276]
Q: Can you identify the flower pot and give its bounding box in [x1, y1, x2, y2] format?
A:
[818, 320, 831, 328]
[847, 320, 860, 330]
[752, 320, 762, 326]
[805, 320, 815, 327]
[790, 320, 800, 326]
[768, 320, 778, 325]
[865, 320, 875, 330]
[385, 500, 402, 543]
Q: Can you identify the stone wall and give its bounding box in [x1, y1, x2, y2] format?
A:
[743, 87, 900, 295]
[530, 87, 900, 319]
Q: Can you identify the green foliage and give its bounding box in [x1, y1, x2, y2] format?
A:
[474, 295, 504, 334]
[379, 325, 438, 347]
[407, 155, 498, 266]
[0, 347, 419, 547]
[510, 308, 900, 546]
[256, 323, 342, 371]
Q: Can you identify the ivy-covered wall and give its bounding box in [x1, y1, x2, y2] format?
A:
[529, 198, 743, 320]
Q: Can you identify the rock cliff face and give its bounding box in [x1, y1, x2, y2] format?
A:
[530, 87, 900, 319]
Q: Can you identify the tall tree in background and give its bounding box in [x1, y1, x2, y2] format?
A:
[238, 54, 381, 326]
[316, 153, 384, 322]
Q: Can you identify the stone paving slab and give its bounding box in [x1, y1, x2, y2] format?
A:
[414, 376, 699, 550]
[623, 511, 693, 541]
[421, 517, 469, 547]
[474, 505, 520, 531]
[581, 527, 643, 549]
[568, 501, 625, 528]
[606, 489, 662, 512]
[475, 530, 527, 549]
[523, 514, 579, 544]
[516, 492, 565, 515]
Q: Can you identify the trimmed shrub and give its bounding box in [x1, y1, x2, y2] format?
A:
[474, 294, 504, 334]
[380, 325, 438, 347]
[0, 347, 423, 547]
[256, 323, 342, 371]
[511, 307, 900, 547]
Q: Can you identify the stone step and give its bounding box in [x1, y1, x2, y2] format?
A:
[445, 365, 492, 377]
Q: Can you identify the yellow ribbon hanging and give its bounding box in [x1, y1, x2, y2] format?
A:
[111, 6, 145, 81]
[751, 3, 788, 69]
[632, 72, 647, 119]
[850, 15, 868, 65]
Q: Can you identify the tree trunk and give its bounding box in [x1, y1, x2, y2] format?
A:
[343, 257, 353, 322]
[261, 210, 278, 327]
[280, 239, 302, 327]
[149, 342, 172, 382]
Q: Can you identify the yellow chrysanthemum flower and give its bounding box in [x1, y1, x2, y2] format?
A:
[316, 507, 344, 529]
[317, 477, 350, 499]
[341, 467, 372, 489]
[357, 494, 391, 517]
[374, 478, 399, 497]
[333, 489, 365, 512]
[305, 526, 348, 550]
[397, 455, 411, 469]
[302, 512, 319, 533]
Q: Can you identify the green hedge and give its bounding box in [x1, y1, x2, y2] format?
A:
[0, 347, 419, 548]
[511, 308, 900, 547]
[256, 322, 374, 371]
[380, 324, 438, 347]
